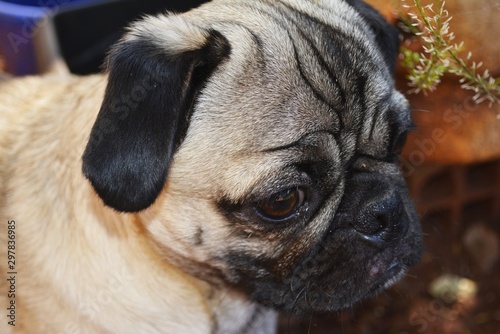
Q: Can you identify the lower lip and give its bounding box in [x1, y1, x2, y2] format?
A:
[367, 263, 406, 295]
[369, 260, 402, 281]
[387, 262, 400, 272]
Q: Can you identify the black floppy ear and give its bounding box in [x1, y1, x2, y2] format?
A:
[348, 0, 400, 73]
[82, 18, 230, 212]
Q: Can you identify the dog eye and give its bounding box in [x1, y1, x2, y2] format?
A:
[256, 187, 305, 221]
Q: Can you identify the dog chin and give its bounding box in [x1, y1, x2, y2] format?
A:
[328, 265, 407, 312]
[366, 257, 408, 296]
[321, 262, 409, 312]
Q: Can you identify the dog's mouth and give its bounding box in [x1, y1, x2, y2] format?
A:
[368, 255, 404, 281]
[365, 256, 408, 296]
[229, 219, 421, 315]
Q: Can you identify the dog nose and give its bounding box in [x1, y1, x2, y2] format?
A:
[334, 171, 409, 248]
[351, 191, 405, 246]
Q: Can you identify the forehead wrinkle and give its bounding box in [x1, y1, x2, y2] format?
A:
[260, 128, 339, 153]
[365, 91, 412, 142]
[215, 0, 351, 116]
[196, 0, 374, 152]
[265, 6, 389, 143]
[354, 89, 413, 159]
[253, 98, 340, 154]
[270, 18, 349, 130]
[365, 92, 392, 141]
[219, 130, 340, 203]
[262, 3, 349, 109]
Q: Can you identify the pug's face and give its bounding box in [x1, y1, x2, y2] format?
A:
[83, 0, 422, 314]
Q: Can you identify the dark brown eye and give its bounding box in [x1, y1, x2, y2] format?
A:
[256, 187, 305, 221]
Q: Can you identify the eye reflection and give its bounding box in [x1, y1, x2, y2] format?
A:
[256, 187, 305, 221]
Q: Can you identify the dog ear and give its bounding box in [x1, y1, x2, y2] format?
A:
[82, 16, 231, 212]
[348, 0, 400, 73]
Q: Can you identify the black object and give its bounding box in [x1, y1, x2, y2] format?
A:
[54, 0, 208, 74]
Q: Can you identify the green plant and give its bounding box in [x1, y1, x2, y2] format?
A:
[398, 0, 500, 106]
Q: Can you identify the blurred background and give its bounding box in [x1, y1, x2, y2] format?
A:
[1, 0, 499, 333]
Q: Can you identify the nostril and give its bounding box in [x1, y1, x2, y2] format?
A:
[375, 211, 390, 231]
[350, 193, 405, 243]
[351, 203, 390, 236]
[351, 212, 384, 236]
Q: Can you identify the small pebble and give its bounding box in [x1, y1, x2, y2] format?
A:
[428, 274, 478, 304]
[463, 223, 499, 273]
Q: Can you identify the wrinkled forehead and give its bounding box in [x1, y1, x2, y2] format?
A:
[194, 21, 399, 152]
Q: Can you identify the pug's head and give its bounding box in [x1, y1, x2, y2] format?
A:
[82, 0, 422, 314]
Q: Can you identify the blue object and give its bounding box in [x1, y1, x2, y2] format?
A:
[0, 1, 51, 74]
[0, 0, 206, 75]
[2, 0, 84, 6]
[0, 0, 93, 75]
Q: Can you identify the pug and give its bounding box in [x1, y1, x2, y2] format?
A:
[0, 0, 422, 333]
